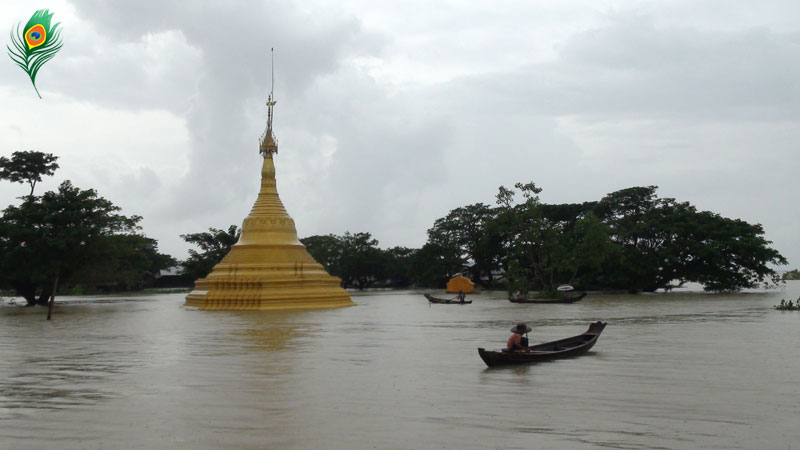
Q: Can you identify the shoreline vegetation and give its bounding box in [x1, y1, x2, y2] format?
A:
[296, 183, 787, 297]
[783, 269, 800, 281]
[0, 151, 789, 308]
[774, 296, 800, 310]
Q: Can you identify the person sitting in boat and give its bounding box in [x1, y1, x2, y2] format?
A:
[507, 323, 532, 352]
[457, 290, 466, 303]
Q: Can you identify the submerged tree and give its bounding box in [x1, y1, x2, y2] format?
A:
[74, 234, 177, 291]
[426, 203, 503, 288]
[408, 242, 463, 288]
[494, 182, 617, 296]
[302, 232, 388, 290]
[0, 181, 144, 306]
[0, 152, 175, 311]
[337, 232, 388, 290]
[784, 270, 800, 281]
[382, 246, 417, 287]
[591, 186, 787, 292]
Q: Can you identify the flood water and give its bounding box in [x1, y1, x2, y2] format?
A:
[1, 282, 799, 449]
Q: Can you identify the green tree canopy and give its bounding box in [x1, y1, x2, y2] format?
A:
[408, 242, 462, 288]
[784, 270, 800, 281]
[0, 181, 151, 305]
[73, 234, 177, 291]
[300, 234, 342, 272]
[419, 183, 786, 294]
[494, 182, 614, 295]
[302, 232, 389, 290]
[382, 246, 417, 287]
[426, 203, 503, 288]
[590, 186, 787, 292]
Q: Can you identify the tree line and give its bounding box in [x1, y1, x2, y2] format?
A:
[0, 151, 174, 307]
[424, 182, 787, 294]
[184, 182, 787, 294]
[1, 151, 788, 307]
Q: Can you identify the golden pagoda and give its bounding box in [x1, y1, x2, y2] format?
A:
[184, 55, 354, 310]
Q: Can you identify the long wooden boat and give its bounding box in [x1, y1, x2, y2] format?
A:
[477, 321, 606, 367]
[508, 292, 587, 304]
[424, 294, 472, 304]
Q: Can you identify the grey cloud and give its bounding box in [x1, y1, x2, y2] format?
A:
[61, 0, 385, 227]
[440, 17, 800, 119]
[2, 1, 797, 267]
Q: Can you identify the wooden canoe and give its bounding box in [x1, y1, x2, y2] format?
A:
[424, 294, 472, 304]
[477, 321, 606, 367]
[508, 292, 587, 304]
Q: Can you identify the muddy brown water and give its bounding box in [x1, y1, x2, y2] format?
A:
[1, 282, 799, 449]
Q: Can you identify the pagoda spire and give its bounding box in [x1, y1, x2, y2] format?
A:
[259, 48, 279, 156]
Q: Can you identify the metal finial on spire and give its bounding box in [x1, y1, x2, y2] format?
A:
[271, 47, 275, 101]
[259, 48, 279, 156]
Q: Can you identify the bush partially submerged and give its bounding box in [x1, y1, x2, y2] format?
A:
[775, 296, 800, 311]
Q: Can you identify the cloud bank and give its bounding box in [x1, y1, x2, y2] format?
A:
[1, 0, 797, 267]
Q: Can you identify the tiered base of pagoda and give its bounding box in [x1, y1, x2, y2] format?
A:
[184, 153, 354, 311]
[185, 262, 354, 310]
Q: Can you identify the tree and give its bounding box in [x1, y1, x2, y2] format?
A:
[338, 232, 388, 290]
[0, 181, 142, 306]
[592, 186, 676, 291]
[495, 182, 565, 295]
[669, 210, 786, 291]
[301, 234, 343, 273]
[592, 186, 787, 292]
[302, 232, 394, 290]
[784, 270, 800, 281]
[495, 182, 617, 296]
[72, 234, 176, 291]
[382, 246, 417, 287]
[557, 211, 619, 287]
[409, 242, 463, 288]
[180, 225, 240, 281]
[0, 154, 175, 312]
[412, 182, 785, 294]
[426, 203, 503, 288]
[0, 151, 59, 198]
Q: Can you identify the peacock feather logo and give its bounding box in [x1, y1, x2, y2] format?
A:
[7, 9, 64, 99]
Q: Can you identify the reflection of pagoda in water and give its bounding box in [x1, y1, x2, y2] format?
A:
[185, 55, 354, 310]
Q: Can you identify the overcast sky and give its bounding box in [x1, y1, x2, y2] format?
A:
[1, 0, 798, 268]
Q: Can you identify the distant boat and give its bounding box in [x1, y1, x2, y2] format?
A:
[508, 292, 587, 304]
[478, 321, 606, 367]
[424, 294, 472, 304]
